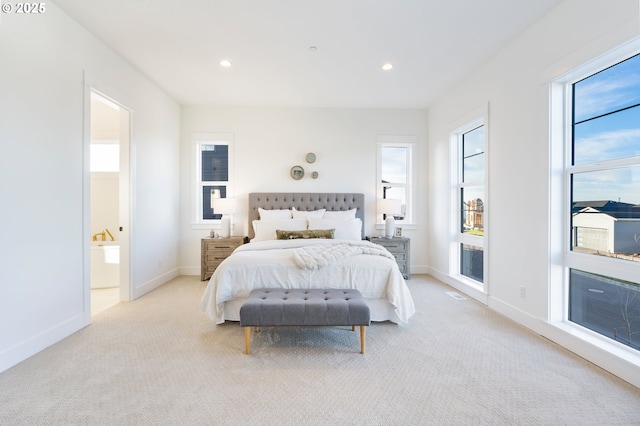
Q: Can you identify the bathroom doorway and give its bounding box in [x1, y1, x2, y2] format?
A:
[89, 91, 131, 316]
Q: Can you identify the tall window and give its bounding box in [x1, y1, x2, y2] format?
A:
[193, 133, 233, 224]
[451, 112, 487, 288]
[564, 52, 640, 351]
[377, 135, 416, 225]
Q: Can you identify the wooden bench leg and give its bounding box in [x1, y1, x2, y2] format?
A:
[245, 326, 252, 355]
[360, 325, 366, 354]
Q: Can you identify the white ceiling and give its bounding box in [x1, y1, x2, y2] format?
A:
[54, 0, 563, 109]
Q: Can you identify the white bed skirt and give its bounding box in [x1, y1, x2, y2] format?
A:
[222, 297, 401, 324]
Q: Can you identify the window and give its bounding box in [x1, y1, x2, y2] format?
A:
[193, 133, 234, 224]
[450, 110, 487, 289]
[554, 49, 640, 352]
[377, 135, 416, 225]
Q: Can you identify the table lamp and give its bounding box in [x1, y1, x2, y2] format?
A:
[211, 197, 238, 238]
[378, 198, 402, 238]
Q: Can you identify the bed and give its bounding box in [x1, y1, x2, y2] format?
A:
[200, 192, 415, 324]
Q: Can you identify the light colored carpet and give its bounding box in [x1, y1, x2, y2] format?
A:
[1, 275, 639, 425]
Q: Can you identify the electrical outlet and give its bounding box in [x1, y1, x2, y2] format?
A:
[519, 286, 526, 299]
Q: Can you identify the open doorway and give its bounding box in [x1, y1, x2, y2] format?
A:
[89, 91, 131, 316]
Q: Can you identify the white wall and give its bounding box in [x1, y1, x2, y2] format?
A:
[0, 3, 180, 372]
[427, 0, 640, 385]
[179, 107, 428, 275]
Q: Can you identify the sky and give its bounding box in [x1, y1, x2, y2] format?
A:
[572, 53, 640, 205]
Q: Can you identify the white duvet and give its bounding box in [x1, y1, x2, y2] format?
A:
[200, 239, 415, 324]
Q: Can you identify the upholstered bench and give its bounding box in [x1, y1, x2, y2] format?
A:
[239, 288, 371, 354]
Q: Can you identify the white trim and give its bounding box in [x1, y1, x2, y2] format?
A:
[376, 135, 417, 226]
[448, 103, 489, 293]
[490, 295, 640, 389]
[132, 268, 180, 300]
[549, 39, 640, 357]
[428, 263, 640, 388]
[0, 314, 86, 373]
[83, 72, 134, 310]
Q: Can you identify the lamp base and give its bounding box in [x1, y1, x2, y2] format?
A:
[385, 216, 395, 238]
[220, 215, 231, 238]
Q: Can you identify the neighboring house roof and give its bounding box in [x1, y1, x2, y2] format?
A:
[573, 201, 640, 219]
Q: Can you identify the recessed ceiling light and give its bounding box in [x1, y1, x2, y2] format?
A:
[220, 60, 232, 68]
[309, 46, 318, 52]
[382, 63, 393, 71]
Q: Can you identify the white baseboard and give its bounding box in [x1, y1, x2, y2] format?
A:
[132, 268, 180, 299]
[427, 266, 488, 304]
[489, 296, 640, 389]
[427, 267, 640, 389]
[0, 313, 87, 374]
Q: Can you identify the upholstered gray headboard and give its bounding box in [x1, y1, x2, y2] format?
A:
[248, 192, 365, 239]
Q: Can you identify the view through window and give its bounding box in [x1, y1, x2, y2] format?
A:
[460, 125, 485, 283]
[568, 52, 640, 350]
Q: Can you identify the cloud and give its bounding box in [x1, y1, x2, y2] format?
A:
[574, 128, 640, 164]
[573, 166, 640, 205]
[574, 61, 640, 121]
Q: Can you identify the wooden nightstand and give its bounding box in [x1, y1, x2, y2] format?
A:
[367, 236, 410, 279]
[201, 236, 248, 281]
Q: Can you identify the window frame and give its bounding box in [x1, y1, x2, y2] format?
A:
[192, 132, 234, 228]
[550, 41, 640, 357]
[449, 105, 489, 292]
[376, 135, 417, 227]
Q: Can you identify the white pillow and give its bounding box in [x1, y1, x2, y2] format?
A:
[291, 207, 326, 219]
[308, 218, 362, 241]
[252, 219, 307, 241]
[258, 207, 292, 220]
[323, 208, 357, 221]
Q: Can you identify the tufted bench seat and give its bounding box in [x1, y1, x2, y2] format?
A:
[239, 288, 371, 354]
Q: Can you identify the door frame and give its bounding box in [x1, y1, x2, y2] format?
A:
[83, 72, 134, 323]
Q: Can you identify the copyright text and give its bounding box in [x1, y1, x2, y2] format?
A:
[1, 2, 46, 14]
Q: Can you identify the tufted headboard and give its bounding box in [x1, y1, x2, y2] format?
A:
[248, 192, 365, 239]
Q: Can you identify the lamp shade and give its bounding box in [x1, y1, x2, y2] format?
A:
[377, 198, 402, 215]
[211, 197, 238, 214]
[378, 198, 402, 238]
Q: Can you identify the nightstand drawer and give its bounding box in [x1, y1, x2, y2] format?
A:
[201, 236, 247, 281]
[391, 252, 406, 262]
[205, 242, 238, 251]
[366, 236, 410, 279]
[380, 241, 408, 251]
[205, 253, 231, 263]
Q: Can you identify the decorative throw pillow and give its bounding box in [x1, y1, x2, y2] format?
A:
[276, 229, 335, 240]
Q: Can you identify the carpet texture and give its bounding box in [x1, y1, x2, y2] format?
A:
[1, 275, 639, 425]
